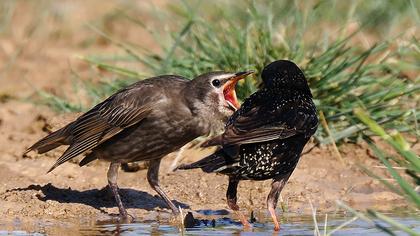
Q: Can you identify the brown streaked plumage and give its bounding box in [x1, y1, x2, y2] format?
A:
[25, 71, 253, 221]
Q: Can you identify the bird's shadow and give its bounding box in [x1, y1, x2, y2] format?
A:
[6, 183, 189, 214]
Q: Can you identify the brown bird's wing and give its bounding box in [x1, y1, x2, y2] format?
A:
[46, 84, 159, 172]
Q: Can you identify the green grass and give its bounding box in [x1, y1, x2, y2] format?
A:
[314, 108, 420, 234]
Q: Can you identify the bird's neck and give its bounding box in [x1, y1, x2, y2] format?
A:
[188, 100, 226, 136]
[182, 87, 226, 137]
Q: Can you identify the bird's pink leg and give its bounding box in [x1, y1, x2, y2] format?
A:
[267, 173, 291, 231]
[227, 178, 251, 229]
[268, 205, 280, 231]
[227, 198, 251, 228]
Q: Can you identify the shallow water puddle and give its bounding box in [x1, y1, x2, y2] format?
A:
[78, 214, 420, 235]
[1, 211, 419, 235]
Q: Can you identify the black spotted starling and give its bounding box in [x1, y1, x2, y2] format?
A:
[24, 70, 253, 221]
[177, 60, 319, 231]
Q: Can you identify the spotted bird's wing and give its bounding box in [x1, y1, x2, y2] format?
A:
[204, 98, 316, 147]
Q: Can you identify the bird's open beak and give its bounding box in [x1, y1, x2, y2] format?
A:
[223, 71, 254, 111]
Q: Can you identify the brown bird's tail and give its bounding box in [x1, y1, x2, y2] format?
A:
[23, 126, 69, 155]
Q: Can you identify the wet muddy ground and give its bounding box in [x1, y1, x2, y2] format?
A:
[0, 100, 409, 234]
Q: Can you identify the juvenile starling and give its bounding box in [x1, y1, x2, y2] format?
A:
[25, 70, 253, 220]
[177, 60, 318, 231]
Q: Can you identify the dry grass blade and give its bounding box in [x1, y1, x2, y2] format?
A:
[319, 111, 344, 165]
[310, 201, 321, 236]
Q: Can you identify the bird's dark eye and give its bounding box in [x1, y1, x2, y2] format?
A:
[212, 79, 221, 87]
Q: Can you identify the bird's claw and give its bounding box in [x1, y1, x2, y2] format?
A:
[115, 213, 135, 223]
[235, 211, 252, 230]
[242, 220, 252, 229]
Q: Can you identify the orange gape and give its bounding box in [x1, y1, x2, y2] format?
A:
[223, 82, 240, 109]
[223, 72, 249, 109]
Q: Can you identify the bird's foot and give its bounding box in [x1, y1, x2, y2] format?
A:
[227, 198, 251, 230]
[115, 213, 135, 223]
[171, 207, 181, 216]
[268, 206, 280, 231]
[165, 201, 181, 216]
[167, 209, 183, 226]
[239, 215, 251, 230]
[233, 210, 251, 230]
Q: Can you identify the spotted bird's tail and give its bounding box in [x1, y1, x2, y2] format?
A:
[175, 150, 233, 173]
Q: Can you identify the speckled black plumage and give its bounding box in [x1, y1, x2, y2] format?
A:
[178, 60, 319, 230]
[201, 87, 317, 179]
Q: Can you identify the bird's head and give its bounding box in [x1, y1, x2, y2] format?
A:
[186, 70, 254, 121]
[261, 60, 312, 97]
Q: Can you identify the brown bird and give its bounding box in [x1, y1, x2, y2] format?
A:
[25, 70, 253, 220]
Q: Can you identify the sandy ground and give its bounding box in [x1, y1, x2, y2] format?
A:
[0, 100, 405, 231]
[0, 0, 412, 234]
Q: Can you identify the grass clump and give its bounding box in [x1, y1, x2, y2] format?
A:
[354, 107, 419, 206]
